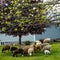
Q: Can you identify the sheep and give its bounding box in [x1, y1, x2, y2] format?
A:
[35, 40, 42, 45]
[27, 43, 35, 56]
[43, 38, 51, 43]
[41, 42, 52, 54]
[13, 48, 24, 57]
[23, 41, 41, 54]
[39, 39, 44, 43]
[34, 41, 42, 50]
[41, 43, 49, 48]
[28, 47, 34, 56]
[13, 44, 35, 57]
[22, 43, 35, 56]
[23, 45, 30, 55]
[2, 45, 10, 53]
[10, 46, 18, 53]
[41, 44, 51, 52]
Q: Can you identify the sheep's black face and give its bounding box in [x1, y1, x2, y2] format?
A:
[13, 48, 24, 57]
[18, 49, 24, 54]
[2, 45, 10, 53]
[10, 47, 18, 52]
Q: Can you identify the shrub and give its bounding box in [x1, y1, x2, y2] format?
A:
[24, 41, 31, 45]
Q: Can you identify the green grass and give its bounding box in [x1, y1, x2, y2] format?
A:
[0, 42, 60, 60]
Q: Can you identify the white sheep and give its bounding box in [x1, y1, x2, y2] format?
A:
[27, 43, 36, 56]
[35, 41, 42, 45]
[23, 43, 35, 56]
[43, 38, 51, 43]
[34, 40, 42, 50]
[41, 43, 49, 48]
[41, 44, 51, 52]
[28, 47, 34, 56]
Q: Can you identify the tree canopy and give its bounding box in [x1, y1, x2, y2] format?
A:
[0, 0, 50, 44]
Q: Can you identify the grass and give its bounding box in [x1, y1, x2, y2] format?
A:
[0, 42, 60, 60]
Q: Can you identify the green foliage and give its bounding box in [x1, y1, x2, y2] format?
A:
[0, 0, 50, 36]
[2, 27, 6, 32]
[24, 41, 31, 45]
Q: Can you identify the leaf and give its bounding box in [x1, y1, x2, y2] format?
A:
[2, 27, 6, 32]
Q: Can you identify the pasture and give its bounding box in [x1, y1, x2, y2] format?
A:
[0, 42, 60, 60]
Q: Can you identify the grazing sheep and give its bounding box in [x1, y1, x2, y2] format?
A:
[44, 50, 50, 54]
[13, 44, 35, 57]
[23, 45, 30, 55]
[41, 45, 51, 52]
[13, 48, 24, 57]
[10, 46, 18, 53]
[22, 43, 35, 56]
[2, 45, 10, 53]
[28, 47, 34, 56]
[43, 38, 51, 43]
[34, 41, 42, 50]
[35, 41, 42, 45]
[27, 43, 35, 56]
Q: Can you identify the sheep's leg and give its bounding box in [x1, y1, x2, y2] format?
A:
[2, 49, 3, 53]
[29, 53, 32, 56]
[16, 54, 17, 57]
[13, 53, 15, 57]
[2, 49, 5, 53]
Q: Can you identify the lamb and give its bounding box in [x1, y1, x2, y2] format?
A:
[2, 45, 10, 53]
[13, 44, 35, 57]
[34, 41, 42, 50]
[10, 46, 18, 53]
[22, 43, 35, 56]
[35, 41, 42, 45]
[27, 43, 35, 56]
[13, 48, 24, 57]
[23, 45, 30, 55]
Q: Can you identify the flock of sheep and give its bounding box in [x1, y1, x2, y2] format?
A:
[2, 38, 52, 57]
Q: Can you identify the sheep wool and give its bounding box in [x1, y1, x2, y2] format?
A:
[28, 47, 34, 56]
[43, 38, 51, 43]
[44, 50, 50, 54]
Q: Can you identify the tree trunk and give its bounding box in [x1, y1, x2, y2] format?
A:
[19, 35, 22, 45]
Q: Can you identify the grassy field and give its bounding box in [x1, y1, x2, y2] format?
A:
[0, 42, 60, 60]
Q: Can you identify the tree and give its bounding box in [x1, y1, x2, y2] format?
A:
[0, 0, 50, 45]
